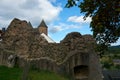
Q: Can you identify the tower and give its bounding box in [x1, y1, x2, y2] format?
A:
[38, 20, 48, 35]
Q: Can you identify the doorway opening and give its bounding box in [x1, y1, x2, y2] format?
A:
[74, 65, 88, 80]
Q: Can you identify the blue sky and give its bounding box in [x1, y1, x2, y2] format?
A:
[0, 0, 119, 45]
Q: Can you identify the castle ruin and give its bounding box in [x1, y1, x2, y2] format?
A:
[0, 18, 102, 80]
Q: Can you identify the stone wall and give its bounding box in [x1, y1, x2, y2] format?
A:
[0, 18, 103, 80]
[0, 49, 15, 67]
[0, 52, 9, 66]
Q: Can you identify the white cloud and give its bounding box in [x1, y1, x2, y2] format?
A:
[0, 0, 62, 28]
[111, 38, 120, 46]
[49, 26, 63, 33]
[49, 23, 81, 33]
[67, 16, 91, 24]
[0, 17, 11, 28]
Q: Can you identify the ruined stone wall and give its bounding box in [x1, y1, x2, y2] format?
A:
[0, 49, 15, 67]
[0, 52, 9, 66]
[58, 52, 89, 79]
[29, 58, 58, 72]
[28, 43, 69, 64]
[0, 18, 103, 80]
[89, 52, 103, 80]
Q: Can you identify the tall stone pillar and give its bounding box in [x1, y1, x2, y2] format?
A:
[89, 51, 103, 80]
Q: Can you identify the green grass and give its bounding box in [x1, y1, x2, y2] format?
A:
[0, 66, 23, 80]
[0, 66, 69, 80]
[28, 70, 69, 80]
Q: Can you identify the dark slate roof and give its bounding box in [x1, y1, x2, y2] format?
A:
[38, 20, 48, 28]
[103, 70, 120, 80]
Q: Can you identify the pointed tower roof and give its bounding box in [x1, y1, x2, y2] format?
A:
[38, 20, 48, 28]
[0, 30, 2, 33]
[28, 21, 33, 28]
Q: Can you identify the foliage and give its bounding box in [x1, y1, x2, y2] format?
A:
[95, 43, 108, 57]
[66, 0, 120, 47]
[100, 55, 114, 69]
[100, 46, 120, 70]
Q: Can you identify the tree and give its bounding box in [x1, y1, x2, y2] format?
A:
[66, 0, 120, 54]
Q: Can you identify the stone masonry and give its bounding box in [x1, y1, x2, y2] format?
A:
[0, 18, 103, 80]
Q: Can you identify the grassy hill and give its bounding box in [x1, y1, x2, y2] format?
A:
[0, 66, 69, 80]
[108, 45, 120, 54]
[100, 45, 120, 70]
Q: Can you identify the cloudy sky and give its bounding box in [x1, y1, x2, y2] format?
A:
[0, 0, 119, 45]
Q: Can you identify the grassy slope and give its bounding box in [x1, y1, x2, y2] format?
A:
[28, 70, 69, 80]
[0, 66, 69, 80]
[0, 66, 23, 80]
